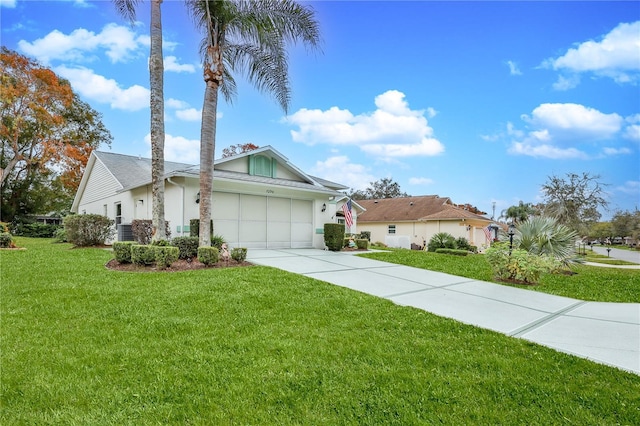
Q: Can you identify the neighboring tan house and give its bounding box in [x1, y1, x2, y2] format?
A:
[71, 146, 363, 249]
[356, 195, 494, 249]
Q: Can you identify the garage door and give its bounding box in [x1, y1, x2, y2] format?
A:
[212, 192, 313, 249]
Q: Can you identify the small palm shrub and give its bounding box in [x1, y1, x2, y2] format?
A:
[507, 216, 579, 268]
[427, 232, 457, 252]
[211, 234, 226, 250]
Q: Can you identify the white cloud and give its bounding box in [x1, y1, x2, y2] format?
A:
[284, 90, 444, 159]
[164, 56, 196, 73]
[507, 103, 629, 159]
[602, 147, 632, 155]
[507, 60, 522, 76]
[615, 180, 640, 196]
[166, 98, 189, 109]
[18, 23, 148, 65]
[55, 65, 149, 111]
[0, 0, 17, 8]
[145, 133, 200, 164]
[310, 156, 376, 191]
[552, 75, 580, 91]
[523, 103, 622, 141]
[543, 21, 640, 87]
[409, 177, 435, 186]
[176, 108, 202, 121]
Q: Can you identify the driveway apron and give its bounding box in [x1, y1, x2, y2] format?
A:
[247, 249, 640, 375]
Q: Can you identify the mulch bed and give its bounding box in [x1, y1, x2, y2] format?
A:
[105, 258, 253, 272]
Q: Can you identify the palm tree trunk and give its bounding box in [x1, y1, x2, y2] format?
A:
[149, 0, 166, 241]
[198, 79, 218, 247]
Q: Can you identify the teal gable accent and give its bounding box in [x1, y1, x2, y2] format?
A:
[249, 154, 277, 178]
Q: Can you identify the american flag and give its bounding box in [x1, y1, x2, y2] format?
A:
[342, 199, 353, 228]
[483, 225, 493, 242]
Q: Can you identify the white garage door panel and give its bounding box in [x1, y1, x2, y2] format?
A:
[211, 192, 313, 248]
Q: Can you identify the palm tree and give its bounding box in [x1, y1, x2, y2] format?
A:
[114, 0, 167, 241]
[500, 200, 536, 224]
[187, 0, 321, 246]
[509, 216, 579, 268]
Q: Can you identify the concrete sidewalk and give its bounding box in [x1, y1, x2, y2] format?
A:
[247, 249, 640, 375]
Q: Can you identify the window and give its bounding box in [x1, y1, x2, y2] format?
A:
[103, 204, 108, 216]
[115, 202, 122, 226]
[388, 225, 396, 234]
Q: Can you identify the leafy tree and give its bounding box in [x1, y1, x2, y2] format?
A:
[610, 209, 640, 241]
[589, 222, 613, 241]
[350, 178, 409, 200]
[188, 0, 321, 246]
[114, 0, 167, 241]
[0, 48, 111, 222]
[541, 172, 608, 235]
[222, 143, 259, 158]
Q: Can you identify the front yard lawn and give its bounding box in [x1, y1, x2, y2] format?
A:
[360, 249, 640, 303]
[1, 238, 639, 424]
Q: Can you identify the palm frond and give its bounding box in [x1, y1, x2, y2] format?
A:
[113, 0, 142, 23]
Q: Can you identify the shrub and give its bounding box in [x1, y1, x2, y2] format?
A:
[359, 231, 371, 241]
[324, 223, 345, 251]
[456, 237, 472, 251]
[435, 248, 469, 256]
[356, 239, 369, 249]
[211, 234, 226, 250]
[485, 242, 558, 284]
[0, 232, 13, 248]
[509, 216, 579, 268]
[113, 241, 135, 263]
[155, 246, 179, 269]
[0, 222, 9, 233]
[53, 228, 67, 243]
[231, 247, 247, 262]
[189, 219, 213, 239]
[132, 219, 171, 245]
[64, 214, 115, 247]
[131, 244, 157, 266]
[171, 236, 199, 260]
[11, 221, 60, 238]
[151, 239, 170, 247]
[198, 246, 219, 266]
[427, 232, 457, 252]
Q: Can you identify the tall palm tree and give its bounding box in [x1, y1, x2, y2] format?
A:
[500, 200, 536, 224]
[114, 0, 167, 241]
[187, 0, 321, 246]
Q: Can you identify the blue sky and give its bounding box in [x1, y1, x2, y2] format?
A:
[2, 0, 639, 219]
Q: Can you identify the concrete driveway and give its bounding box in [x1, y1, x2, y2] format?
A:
[247, 248, 640, 375]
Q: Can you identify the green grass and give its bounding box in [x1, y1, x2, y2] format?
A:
[2, 238, 639, 424]
[360, 249, 640, 303]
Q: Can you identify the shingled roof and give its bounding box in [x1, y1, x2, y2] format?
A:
[356, 195, 491, 223]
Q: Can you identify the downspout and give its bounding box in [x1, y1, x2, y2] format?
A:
[166, 177, 184, 236]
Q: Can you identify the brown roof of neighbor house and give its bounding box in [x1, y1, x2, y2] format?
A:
[356, 195, 491, 223]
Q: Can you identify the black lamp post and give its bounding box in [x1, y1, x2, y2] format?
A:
[508, 222, 516, 254]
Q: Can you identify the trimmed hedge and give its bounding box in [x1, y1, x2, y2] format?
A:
[0, 232, 13, 248]
[231, 247, 247, 262]
[356, 239, 369, 250]
[131, 244, 156, 266]
[324, 223, 345, 251]
[198, 246, 219, 266]
[155, 246, 179, 269]
[113, 241, 135, 263]
[171, 236, 199, 260]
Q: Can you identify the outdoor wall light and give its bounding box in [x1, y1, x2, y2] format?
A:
[321, 203, 326, 212]
[195, 192, 200, 204]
